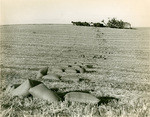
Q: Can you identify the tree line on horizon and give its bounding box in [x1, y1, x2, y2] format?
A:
[71, 21, 105, 27]
[71, 18, 131, 29]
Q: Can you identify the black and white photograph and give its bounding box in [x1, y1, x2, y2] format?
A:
[0, 0, 150, 116]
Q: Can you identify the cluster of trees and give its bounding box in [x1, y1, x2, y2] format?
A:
[71, 21, 90, 26]
[107, 18, 130, 29]
[71, 18, 131, 29]
[71, 21, 105, 27]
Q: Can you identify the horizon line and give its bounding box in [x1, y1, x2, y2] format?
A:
[0, 23, 150, 28]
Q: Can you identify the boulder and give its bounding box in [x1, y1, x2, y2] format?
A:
[40, 67, 49, 75]
[61, 75, 80, 82]
[52, 67, 65, 73]
[37, 67, 48, 79]
[65, 92, 100, 104]
[29, 83, 61, 102]
[36, 72, 44, 79]
[65, 68, 77, 73]
[77, 67, 86, 73]
[74, 65, 86, 73]
[68, 65, 72, 67]
[43, 74, 61, 81]
[85, 65, 93, 68]
[11, 79, 41, 97]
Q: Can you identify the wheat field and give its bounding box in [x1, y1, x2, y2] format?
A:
[0, 24, 150, 117]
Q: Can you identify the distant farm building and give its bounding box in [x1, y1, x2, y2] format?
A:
[90, 22, 94, 26]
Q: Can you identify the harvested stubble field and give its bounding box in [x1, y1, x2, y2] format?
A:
[0, 24, 150, 117]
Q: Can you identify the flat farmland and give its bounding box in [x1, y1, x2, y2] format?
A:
[0, 24, 150, 117]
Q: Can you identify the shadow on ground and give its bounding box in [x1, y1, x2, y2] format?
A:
[85, 70, 97, 73]
[98, 96, 119, 105]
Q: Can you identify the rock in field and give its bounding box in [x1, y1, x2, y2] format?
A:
[65, 68, 77, 73]
[85, 65, 93, 68]
[29, 83, 61, 102]
[37, 67, 48, 79]
[65, 92, 100, 104]
[52, 67, 65, 73]
[61, 75, 80, 82]
[40, 67, 49, 75]
[37, 73, 43, 79]
[77, 67, 86, 73]
[11, 79, 41, 97]
[74, 65, 86, 73]
[43, 74, 61, 81]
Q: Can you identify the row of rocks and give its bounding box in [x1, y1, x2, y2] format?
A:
[6, 66, 100, 104]
[8, 79, 99, 104]
[37, 65, 88, 79]
[36, 66, 91, 82]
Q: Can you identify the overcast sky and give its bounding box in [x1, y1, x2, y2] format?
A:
[0, 0, 150, 27]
